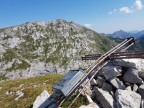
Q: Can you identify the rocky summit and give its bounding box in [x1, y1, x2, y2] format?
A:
[0, 19, 116, 80]
[32, 58, 144, 108]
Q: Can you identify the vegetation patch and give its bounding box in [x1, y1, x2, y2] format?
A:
[0, 74, 63, 108]
[0, 74, 86, 108]
[1, 49, 16, 62]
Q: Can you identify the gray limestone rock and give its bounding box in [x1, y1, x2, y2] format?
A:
[133, 84, 138, 92]
[126, 86, 132, 91]
[123, 68, 143, 84]
[101, 66, 120, 80]
[94, 87, 115, 108]
[138, 84, 144, 99]
[113, 59, 144, 75]
[109, 78, 125, 90]
[112, 59, 136, 68]
[102, 82, 113, 93]
[33, 90, 50, 108]
[115, 89, 141, 108]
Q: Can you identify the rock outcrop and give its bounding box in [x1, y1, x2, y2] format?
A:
[123, 68, 143, 84]
[82, 59, 144, 108]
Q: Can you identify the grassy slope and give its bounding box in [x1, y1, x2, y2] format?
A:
[0, 74, 85, 108]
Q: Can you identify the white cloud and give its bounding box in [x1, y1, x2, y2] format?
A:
[84, 24, 92, 28]
[119, 7, 133, 13]
[119, 0, 143, 13]
[109, 0, 143, 14]
[134, 0, 143, 10]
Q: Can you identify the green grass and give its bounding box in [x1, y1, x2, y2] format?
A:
[0, 74, 86, 108]
[0, 74, 62, 108]
[1, 49, 17, 62]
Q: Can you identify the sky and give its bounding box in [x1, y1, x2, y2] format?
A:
[0, 0, 144, 33]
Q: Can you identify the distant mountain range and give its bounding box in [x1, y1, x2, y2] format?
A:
[0, 19, 116, 80]
[102, 30, 144, 51]
[102, 30, 144, 39]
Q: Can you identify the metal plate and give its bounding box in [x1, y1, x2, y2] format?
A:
[53, 69, 85, 96]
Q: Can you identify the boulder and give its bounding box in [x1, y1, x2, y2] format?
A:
[102, 82, 113, 94]
[33, 90, 50, 108]
[123, 59, 144, 72]
[113, 59, 144, 72]
[94, 87, 115, 108]
[101, 66, 120, 80]
[112, 59, 136, 68]
[109, 78, 125, 90]
[123, 68, 143, 84]
[138, 84, 144, 99]
[115, 89, 141, 108]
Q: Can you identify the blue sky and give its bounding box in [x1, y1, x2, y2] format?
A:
[0, 0, 144, 33]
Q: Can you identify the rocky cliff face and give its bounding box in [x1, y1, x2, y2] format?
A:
[0, 19, 116, 80]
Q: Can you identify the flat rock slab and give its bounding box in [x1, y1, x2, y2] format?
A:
[123, 68, 143, 84]
[109, 78, 125, 90]
[94, 87, 115, 108]
[115, 90, 141, 108]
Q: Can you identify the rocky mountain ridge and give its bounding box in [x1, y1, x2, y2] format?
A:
[0, 19, 116, 80]
[102, 30, 144, 51]
[104, 30, 144, 39]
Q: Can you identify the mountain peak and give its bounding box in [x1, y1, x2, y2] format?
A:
[113, 30, 127, 34]
[0, 19, 116, 80]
